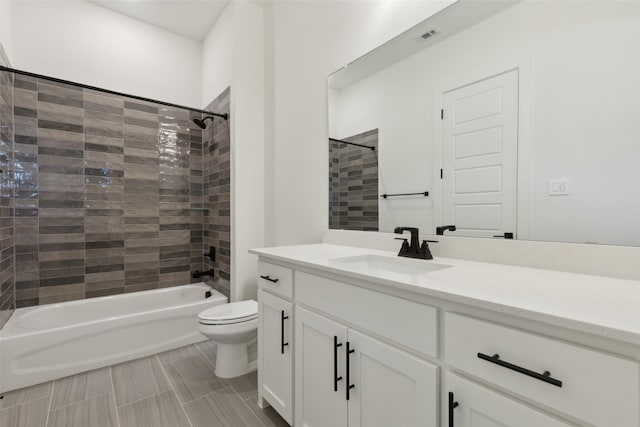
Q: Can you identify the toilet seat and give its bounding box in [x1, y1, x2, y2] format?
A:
[198, 300, 257, 325]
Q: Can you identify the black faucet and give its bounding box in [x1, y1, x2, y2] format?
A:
[394, 227, 437, 260]
[436, 225, 456, 235]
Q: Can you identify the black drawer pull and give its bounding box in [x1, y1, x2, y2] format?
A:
[477, 353, 562, 387]
[333, 336, 343, 392]
[260, 275, 279, 283]
[281, 311, 289, 354]
[448, 392, 459, 427]
[346, 342, 355, 400]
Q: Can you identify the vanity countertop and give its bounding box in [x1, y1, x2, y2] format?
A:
[250, 243, 640, 345]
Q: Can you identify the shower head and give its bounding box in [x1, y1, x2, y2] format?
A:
[193, 117, 208, 129]
[192, 112, 229, 129]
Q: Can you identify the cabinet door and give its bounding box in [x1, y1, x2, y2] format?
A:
[446, 373, 572, 427]
[295, 306, 348, 427]
[347, 329, 438, 427]
[258, 290, 293, 424]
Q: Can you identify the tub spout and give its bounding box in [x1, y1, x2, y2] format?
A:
[192, 269, 215, 279]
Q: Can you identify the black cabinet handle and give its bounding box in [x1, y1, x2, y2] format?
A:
[346, 341, 355, 400]
[492, 232, 514, 239]
[448, 392, 459, 427]
[333, 336, 343, 392]
[477, 353, 562, 387]
[260, 275, 279, 283]
[280, 311, 289, 354]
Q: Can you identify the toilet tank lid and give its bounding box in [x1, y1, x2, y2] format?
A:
[199, 300, 258, 321]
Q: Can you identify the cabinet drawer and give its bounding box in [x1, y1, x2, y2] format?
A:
[446, 372, 572, 427]
[258, 261, 293, 299]
[445, 312, 639, 427]
[296, 271, 437, 357]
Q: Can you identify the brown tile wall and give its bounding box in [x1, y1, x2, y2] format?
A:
[329, 129, 379, 231]
[0, 45, 15, 329]
[11, 74, 216, 307]
[202, 88, 231, 298]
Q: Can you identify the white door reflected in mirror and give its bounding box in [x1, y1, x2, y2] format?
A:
[441, 70, 518, 239]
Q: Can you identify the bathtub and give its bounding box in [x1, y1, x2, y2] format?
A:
[0, 283, 227, 393]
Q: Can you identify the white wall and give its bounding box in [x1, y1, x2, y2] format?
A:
[330, 1, 640, 246]
[0, 0, 13, 63]
[230, 0, 264, 302]
[202, 0, 265, 302]
[11, 0, 202, 106]
[202, 1, 234, 106]
[266, 0, 456, 246]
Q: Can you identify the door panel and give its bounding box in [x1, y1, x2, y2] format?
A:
[442, 70, 518, 238]
[258, 290, 293, 424]
[446, 373, 572, 427]
[295, 306, 348, 427]
[347, 329, 438, 427]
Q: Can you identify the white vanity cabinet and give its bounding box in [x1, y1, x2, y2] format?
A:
[254, 248, 640, 427]
[294, 306, 438, 427]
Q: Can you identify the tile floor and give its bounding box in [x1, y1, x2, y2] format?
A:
[0, 340, 288, 427]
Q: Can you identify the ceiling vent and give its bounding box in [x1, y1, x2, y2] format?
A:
[420, 30, 437, 40]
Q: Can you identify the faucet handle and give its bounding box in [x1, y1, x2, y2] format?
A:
[423, 240, 438, 244]
[395, 237, 410, 254]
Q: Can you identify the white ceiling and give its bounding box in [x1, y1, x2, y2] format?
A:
[87, 0, 231, 41]
[329, 0, 520, 91]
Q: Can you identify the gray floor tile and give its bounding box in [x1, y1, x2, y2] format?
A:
[118, 390, 190, 427]
[195, 339, 217, 363]
[0, 397, 49, 427]
[0, 381, 52, 410]
[245, 396, 290, 427]
[156, 344, 200, 365]
[50, 367, 111, 410]
[183, 387, 263, 427]
[47, 393, 117, 427]
[111, 356, 170, 406]
[226, 371, 258, 401]
[164, 353, 227, 403]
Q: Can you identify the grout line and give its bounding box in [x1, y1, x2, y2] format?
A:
[108, 367, 122, 427]
[43, 380, 55, 427]
[194, 341, 213, 364]
[0, 394, 50, 414]
[47, 390, 111, 413]
[113, 389, 168, 410]
[238, 394, 270, 427]
[111, 358, 172, 409]
[179, 385, 232, 406]
[154, 354, 194, 427]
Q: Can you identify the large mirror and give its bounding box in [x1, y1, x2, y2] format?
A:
[328, 0, 640, 246]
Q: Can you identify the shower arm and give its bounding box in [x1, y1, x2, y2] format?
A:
[204, 113, 229, 121]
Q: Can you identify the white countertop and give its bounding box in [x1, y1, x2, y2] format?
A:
[250, 243, 640, 345]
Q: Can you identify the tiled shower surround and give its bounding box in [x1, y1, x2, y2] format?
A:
[8, 72, 231, 308]
[0, 47, 15, 328]
[329, 129, 379, 231]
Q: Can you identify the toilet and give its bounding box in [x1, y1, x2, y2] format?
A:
[197, 300, 258, 379]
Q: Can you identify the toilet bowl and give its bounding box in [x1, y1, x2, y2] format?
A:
[197, 300, 258, 378]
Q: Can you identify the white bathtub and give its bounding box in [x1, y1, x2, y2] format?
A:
[0, 283, 227, 393]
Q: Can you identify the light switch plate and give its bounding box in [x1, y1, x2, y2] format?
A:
[549, 178, 570, 196]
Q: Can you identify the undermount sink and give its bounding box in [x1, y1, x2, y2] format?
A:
[329, 254, 451, 278]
